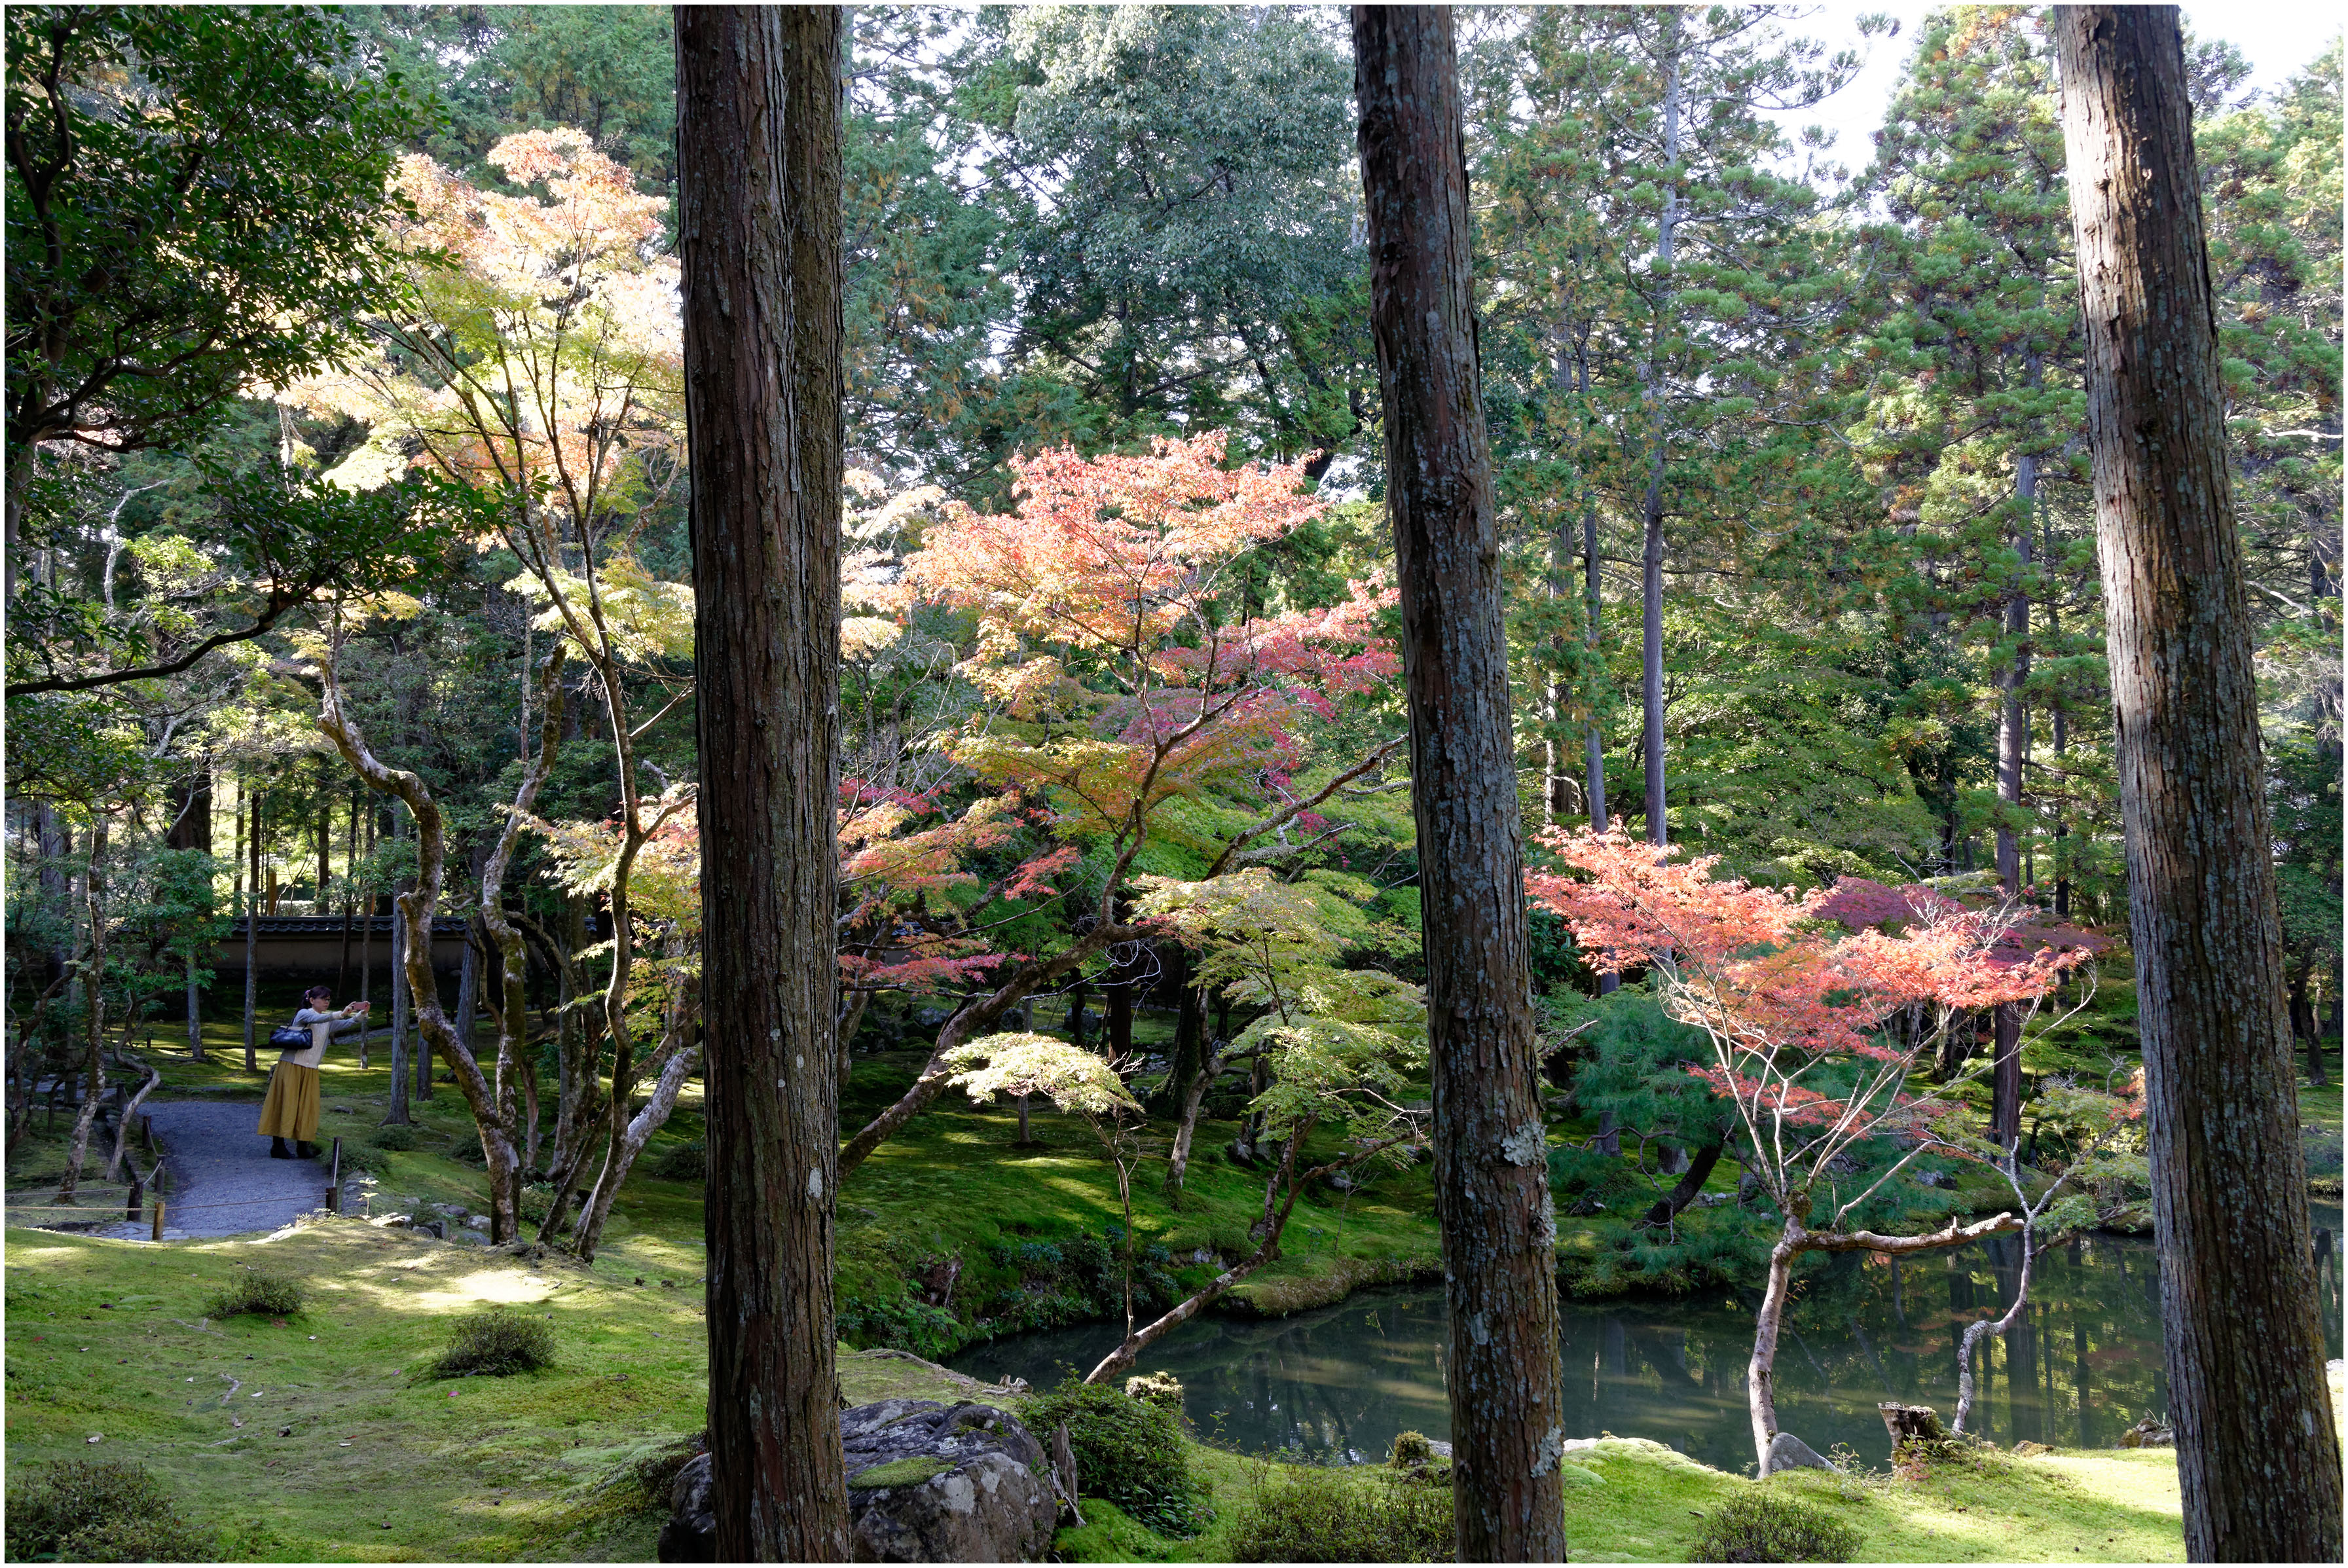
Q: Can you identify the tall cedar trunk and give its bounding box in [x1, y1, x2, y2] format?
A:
[2053, 10, 2343, 1559]
[678, 8, 852, 1559]
[1585, 486, 1619, 996]
[1992, 458, 2035, 1146]
[1639, 15, 1683, 851]
[1353, 10, 1569, 1558]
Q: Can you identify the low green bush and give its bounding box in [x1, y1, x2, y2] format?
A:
[1124, 1371, 1184, 1413]
[206, 1268, 304, 1319]
[650, 1139, 706, 1180]
[369, 1123, 417, 1151]
[430, 1309, 555, 1378]
[1228, 1463, 1454, 1563]
[1685, 1487, 1861, 1563]
[4, 1459, 216, 1563]
[1021, 1377, 1203, 1537]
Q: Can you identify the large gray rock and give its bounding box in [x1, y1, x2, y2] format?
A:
[657, 1400, 1057, 1563]
[843, 1399, 1058, 1561]
[1762, 1431, 1837, 1476]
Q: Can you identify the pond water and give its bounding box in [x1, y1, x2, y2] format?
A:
[949, 1205, 2343, 1471]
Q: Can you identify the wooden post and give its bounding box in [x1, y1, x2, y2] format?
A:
[126, 1177, 141, 1222]
[150, 1200, 164, 1241]
[325, 1137, 342, 1212]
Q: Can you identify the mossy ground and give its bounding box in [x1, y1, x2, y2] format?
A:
[1, 1222, 1003, 1562]
[1054, 1436, 2190, 1563]
[13, 1010, 2332, 1561]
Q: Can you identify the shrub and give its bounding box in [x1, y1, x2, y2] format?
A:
[1228, 1464, 1453, 1563]
[1125, 1371, 1184, 1413]
[1021, 1377, 1202, 1537]
[430, 1310, 555, 1378]
[1389, 1430, 1437, 1468]
[651, 1139, 706, 1181]
[369, 1123, 416, 1151]
[1685, 1488, 1862, 1563]
[5, 1459, 215, 1563]
[206, 1269, 304, 1319]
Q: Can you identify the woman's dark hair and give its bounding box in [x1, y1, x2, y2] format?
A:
[304, 985, 333, 1003]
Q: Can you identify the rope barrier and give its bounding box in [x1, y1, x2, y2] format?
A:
[5, 1211, 342, 1220]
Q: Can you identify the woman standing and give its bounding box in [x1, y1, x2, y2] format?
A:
[258, 985, 369, 1158]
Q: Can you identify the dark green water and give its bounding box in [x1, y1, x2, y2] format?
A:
[949, 1206, 2343, 1470]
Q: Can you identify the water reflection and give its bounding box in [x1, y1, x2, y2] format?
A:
[949, 1206, 2342, 1468]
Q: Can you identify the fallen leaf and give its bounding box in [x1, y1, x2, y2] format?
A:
[86, 1434, 102, 1444]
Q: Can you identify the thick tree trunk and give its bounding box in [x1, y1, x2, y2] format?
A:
[678, 9, 852, 1558]
[1355, 11, 1568, 1558]
[2054, 12, 2343, 1558]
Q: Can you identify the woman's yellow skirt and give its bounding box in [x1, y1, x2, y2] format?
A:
[256, 1062, 321, 1141]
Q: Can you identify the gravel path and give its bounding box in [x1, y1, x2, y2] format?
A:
[87, 1101, 338, 1241]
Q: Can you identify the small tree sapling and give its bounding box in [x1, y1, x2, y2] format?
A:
[1528, 829, 2096, 1474]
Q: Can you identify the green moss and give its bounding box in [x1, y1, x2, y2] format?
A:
[1050, 1436, 2185, 1563]
[849, 1455, 955, 1489]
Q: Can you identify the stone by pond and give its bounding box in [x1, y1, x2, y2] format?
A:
[951, 1205, 2343, 1472]
[660, 1399, 1059, 1563]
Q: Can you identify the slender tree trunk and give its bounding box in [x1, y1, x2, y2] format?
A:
[456, 925, 480, 1059]
[1954, 1226, 2038, 1434]
[1355, 11, 1568, 1556]
[2054, 11, 2343, 1557]
[415, 900, 435, 1101]
[57, 824, 107, 1204]
[1585, 487, 1617, 1002]
[1637, 1138, 1722, 1229]
[321, 701, 526, 1242]
[387, 867, 411, 1127]
[1639, 16, 1683, 852]
[357, 811, 374, 1070]
[1089, 1133, 1312, 1385]
[1992, 457, 2036, 1146]
[243, 785, 259, 1072]
[1162, 1040, 1232, 1205]
[679, 9, 852, 1557]
[1748, 1225, 1799, 1472]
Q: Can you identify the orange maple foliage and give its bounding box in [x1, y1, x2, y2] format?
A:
[825, 439, 1402, 1065]
[1526, 829, 2094, 1163]
[885, 433, 1398, 845]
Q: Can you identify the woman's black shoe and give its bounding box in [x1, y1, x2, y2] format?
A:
[295, 1141, 319, 1159]
[269, 1137, 293, 1159]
